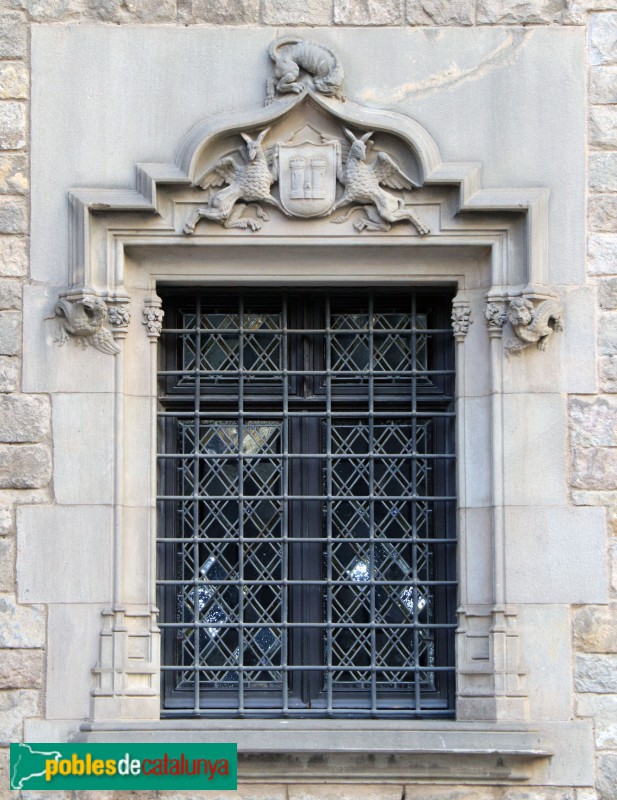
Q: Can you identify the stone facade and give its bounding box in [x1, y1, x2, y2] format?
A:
[1, 1, 617, 799]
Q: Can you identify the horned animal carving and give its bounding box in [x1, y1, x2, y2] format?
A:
[331, 129, 430, 235]
[505, 297, 564, 354]
[266, 36, 345, 104]
[184, 128, 286, 234]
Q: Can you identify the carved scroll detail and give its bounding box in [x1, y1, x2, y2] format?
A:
[54, 296, 120, 355]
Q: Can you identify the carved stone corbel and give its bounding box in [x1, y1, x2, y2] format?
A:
[505, 295, 564, 355]
[54, 295, 120, 354]
[451, 299, 472, 341]
[142, 300, 164, 339]
[484, 301, 508, 336]
[107, 303, 131, 334]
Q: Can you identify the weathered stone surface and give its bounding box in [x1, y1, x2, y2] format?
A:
[576, 792, 599, 800]
[575, 653, 617, 692]
[573, 605, 617, 652]
[0, 196, 26, 234]
[0, 236, 27, 277]
[0, 278, 20, 310]
[570, 397, 617, 446]
[290, 787, 403, 800]
[590, 152, 617, 192]
[0, 688, 39, 741]
[0, 355, 17, 392]
[590, 12, 617, 65]
[406, 0, 474, 24]
[601, 354, 617, 392]
[600, 313, 617, 355]
[406, 788, 499, 800]
[0, 311, 20, 355]
[590, 196, 617, 233]
[0, 444, 52, 488]
[262, 0, 332, 23]
[611, 539, 617, 593]
[0, 595, 44, 647]
[0, 100, 25, 149]
[163, 787, 285, 800]
[590, 67, 617, 104]
[0, 13, 26, 58]
[0, 395, 49, 443]
[0, 154, 27, 196]
[598, 753, 617, 800]
[334, 0, 403, 24]
[590, 106, 617, 148]
[577, 690, 617, 717]
[502, 791, 575, 800]
[0, 648, 43, 689]
[587, 234, 617, 275]
[87, 0, 176, 22]
[571, 447, 617, 489]
[191, 0, 259, 23]
[7, 0, 84, 22]
[476, 0, 563, 23]
[596, 710, 617, 749]
[0, 506, 12, 535]
[571, 489, 617, 506]
[600, 278, 617, 309]
[0, 535, 13, 591]
[0, 62, 28, 101]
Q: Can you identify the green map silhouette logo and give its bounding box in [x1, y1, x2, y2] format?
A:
[10, 743, 62, 789]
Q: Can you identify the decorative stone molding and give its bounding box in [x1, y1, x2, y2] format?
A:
[457, 606, 528, 722]
[142, 303, 164, 339]
[505, 296, 564, 355]
[91, 607, 160, 721]
[451, 300, 472, 340]
[54, 295, 120, 354]
[485, 300, 508, 333]
[59, 38, 562, 728]
[107, 304, 131, 331]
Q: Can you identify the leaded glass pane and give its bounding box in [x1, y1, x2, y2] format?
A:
[158, 291, 455, 717]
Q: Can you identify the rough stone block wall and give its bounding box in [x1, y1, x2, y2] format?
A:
[0, 1, 616, 799]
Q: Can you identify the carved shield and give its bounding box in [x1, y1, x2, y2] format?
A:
[277, 141, 338, 218]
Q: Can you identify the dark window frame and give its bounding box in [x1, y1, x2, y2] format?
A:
[157, 288, 457, 718]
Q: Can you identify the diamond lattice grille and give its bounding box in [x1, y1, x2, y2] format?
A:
[158, 291, 456, 717]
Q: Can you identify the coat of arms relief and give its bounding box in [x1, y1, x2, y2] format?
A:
[182, 37, 430, 237]
[183, 124, 430, 235]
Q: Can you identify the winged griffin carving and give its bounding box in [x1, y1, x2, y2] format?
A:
[183, 127, 287, 234]
[331, 129, 430, 234]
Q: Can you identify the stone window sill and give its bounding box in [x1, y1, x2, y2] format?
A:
[78, 721, 552, 783]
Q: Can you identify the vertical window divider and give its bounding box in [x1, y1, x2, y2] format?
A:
[192, 296, 202, 715]
[368, 294, 377, 716]
[325, 294, 333, 716]
[281, 296, 289, 715]
[411, 293, 421, 713]
[238, 296, 245, 716]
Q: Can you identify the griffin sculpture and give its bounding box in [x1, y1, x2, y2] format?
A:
[183, 128, 287, 234]
[54, 296, 119, 354]
[331, 129, 430, 235]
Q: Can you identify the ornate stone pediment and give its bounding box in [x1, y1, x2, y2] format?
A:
[55, 37, 562, 357]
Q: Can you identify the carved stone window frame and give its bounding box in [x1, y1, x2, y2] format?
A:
[61, 90, 564, 782]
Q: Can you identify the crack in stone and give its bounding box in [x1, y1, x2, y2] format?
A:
[360, 29, 529, 105]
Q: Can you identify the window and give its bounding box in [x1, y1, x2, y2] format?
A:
[157, 289, 457, 718]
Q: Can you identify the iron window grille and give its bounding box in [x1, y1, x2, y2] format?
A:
[157, 289, 457, 718]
